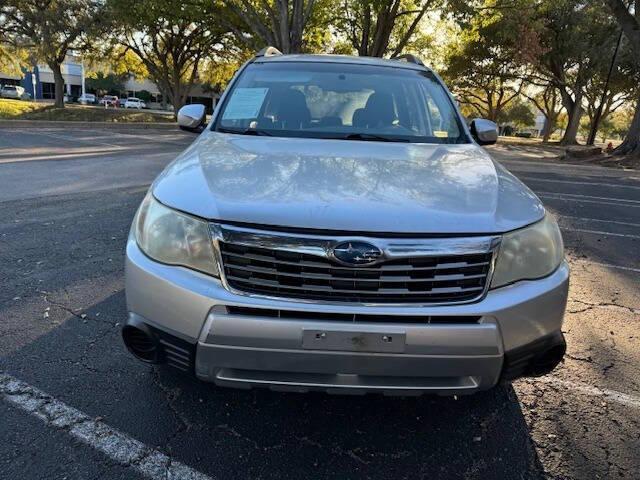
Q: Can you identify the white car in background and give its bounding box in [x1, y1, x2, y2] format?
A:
[78, 93, 97, 105]
[124, 97, 146, 109]
[0, 85, 26, 99]
[100, 95, 119, 107]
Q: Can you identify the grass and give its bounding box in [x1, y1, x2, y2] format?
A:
[0, 98, 174, 123]
[0, 98, 44, 118]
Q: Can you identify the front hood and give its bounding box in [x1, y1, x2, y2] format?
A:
[152, 132, 544, 234]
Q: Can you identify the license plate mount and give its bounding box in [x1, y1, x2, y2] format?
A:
[302, 329, 406, 353]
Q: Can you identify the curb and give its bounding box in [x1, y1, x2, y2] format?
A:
[0, 120, 178, 130]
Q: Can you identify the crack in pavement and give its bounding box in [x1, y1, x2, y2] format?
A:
[149, 369, 197, 434]
[567, 299, 640, 316]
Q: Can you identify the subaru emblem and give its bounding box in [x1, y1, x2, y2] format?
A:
[331, 241, 383, 266]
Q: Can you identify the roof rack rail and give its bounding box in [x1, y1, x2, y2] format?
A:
[394, 54, 425, 66]
[256, 46, 283, 57]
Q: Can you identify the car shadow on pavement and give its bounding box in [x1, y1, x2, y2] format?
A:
[1, 290, 546, 480]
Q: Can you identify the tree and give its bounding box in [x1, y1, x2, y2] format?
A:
[523, 0, 621, 145]
[221, 0, 325, 53]
[498, 99, 535, 129]
[108, 0, 226, 116]
[443, 0, 526, 122]
[335, 0, 435, 57]
[524, 85, 563, 142]
[604, 0, 640, 157]
[85, 72, 127, 96]
[0, 44, 29, 78]
[583, 56, 638, 143]
[198, 49, 254, 93]
[0, 0, 106, 107]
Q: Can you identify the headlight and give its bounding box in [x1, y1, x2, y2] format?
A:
[491, 215, 564, 288]
[134, 193, 219, 276]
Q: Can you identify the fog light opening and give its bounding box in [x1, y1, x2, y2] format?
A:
[122, 324, 162, 363]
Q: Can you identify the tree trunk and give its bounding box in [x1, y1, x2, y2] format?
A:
[49, 62, 65, 108]
[613, 100, 640, 157]
[169, 84, 181, 119]
[169, 82, 193, 119]
[560, 100, 583, 145]
[542, 114, 557, 143]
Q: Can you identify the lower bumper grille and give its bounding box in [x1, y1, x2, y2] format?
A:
[225, 306, 481, 324]
[150, 326, 196, 373]
[219, 242, 493, 304]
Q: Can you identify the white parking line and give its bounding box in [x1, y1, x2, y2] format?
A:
[571, 259, 640, 273]
[97, 129, 193, 146]
[520, 176, 640, 190]
[531, 377, 640, 409]
[540, 193, 640, 208]
[12, 129, 125, 149]
[538, 191, 640, 204]
[562, 228, 640, 240]
[558, 215, 640, 229]
[0, 373, 212, 480]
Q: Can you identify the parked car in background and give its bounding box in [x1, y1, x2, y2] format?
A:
[124, 97, 146, 109]
[78, 93, 97, 105]
[514, 131, 533, 138]
[100, 95, 119, 107]
[123, 49, 568, 396]
[0, 85, 26, 100]
[118, 98, 127, 108]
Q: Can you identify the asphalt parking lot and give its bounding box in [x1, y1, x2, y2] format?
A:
[1, 127, 639, 480]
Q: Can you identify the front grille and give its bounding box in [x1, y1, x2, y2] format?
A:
[219, 242, 493, 304]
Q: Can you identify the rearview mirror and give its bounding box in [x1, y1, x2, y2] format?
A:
[469, 118, 498, 145]
[177, 104, 206, 132]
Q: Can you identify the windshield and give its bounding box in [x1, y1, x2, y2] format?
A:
[214, 62, 467, 143]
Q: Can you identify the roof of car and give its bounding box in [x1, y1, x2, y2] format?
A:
[253, 54, 430, 72]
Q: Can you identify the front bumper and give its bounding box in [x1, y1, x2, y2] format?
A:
[125, 238, 569, 394]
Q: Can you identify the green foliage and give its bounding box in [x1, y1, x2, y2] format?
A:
[498, 99, 535, 128]
[86, 47, 149, 80]
[1, 0, 108, 108]
[86, 72, 127, 96]
[136, 90, 153, 102]
[0, 0, 106, 65]
[442, 0, 639, 144]
[106, 0, 227, 114]
[0, 44, 29, 77]
[199, 50, 253, 93]
[443, 0, 526, 121]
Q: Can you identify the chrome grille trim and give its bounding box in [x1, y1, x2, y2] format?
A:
[210, 223, 501, 306]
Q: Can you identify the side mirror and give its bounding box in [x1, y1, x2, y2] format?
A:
[177, 104, 206, 132]
[470, 118, 498, 145]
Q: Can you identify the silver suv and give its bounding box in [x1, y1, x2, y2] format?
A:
[123, 49, 568, 395]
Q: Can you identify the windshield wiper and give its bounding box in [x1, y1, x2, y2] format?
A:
[339, 133, 410, 143]
[217, 126, 273, 136]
